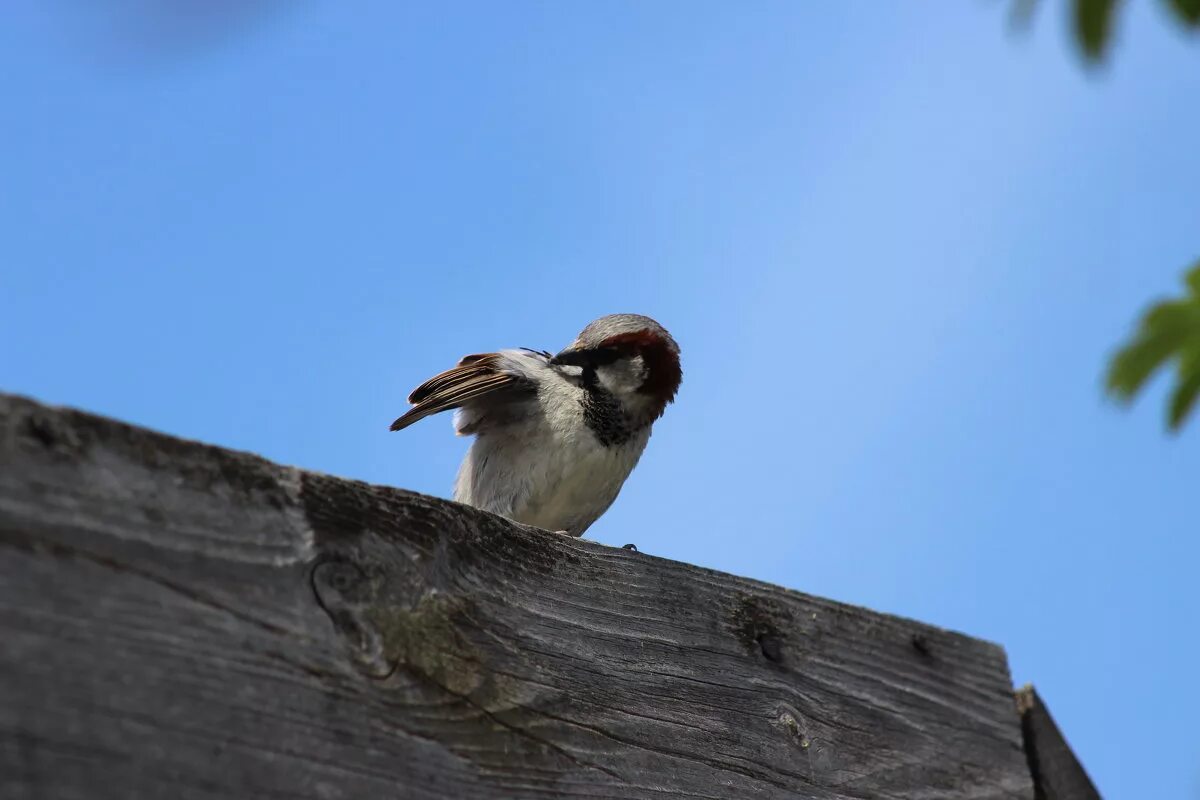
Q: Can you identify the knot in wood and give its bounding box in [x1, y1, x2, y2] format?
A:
[729, 593, 791, 667]
[309, 556, 489, 693]
[310, 558, 394, 678]
[312, 560, 372, 605]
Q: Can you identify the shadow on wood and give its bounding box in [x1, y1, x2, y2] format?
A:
[0, 392, 1096, 799]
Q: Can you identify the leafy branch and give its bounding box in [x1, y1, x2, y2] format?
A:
[1007, 2, 1198, 432]
[1068, 0, 1200, 431]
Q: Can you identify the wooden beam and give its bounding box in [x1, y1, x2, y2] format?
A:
[0, 392, 1044, 799]
[1016, 686, 1100, 800]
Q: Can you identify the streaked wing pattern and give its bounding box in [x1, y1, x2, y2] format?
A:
[390, 353, 533, 431]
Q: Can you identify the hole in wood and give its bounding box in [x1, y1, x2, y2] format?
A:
[757, 631, 783, 663]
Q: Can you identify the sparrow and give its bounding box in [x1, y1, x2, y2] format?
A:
[390, 314, 681, 537]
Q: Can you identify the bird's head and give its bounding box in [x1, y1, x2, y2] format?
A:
[551, 314, 682, 423]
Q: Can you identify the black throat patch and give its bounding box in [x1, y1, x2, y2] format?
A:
[580, 375, 637, 447]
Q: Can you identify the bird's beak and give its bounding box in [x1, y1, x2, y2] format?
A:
[550, 347, 589, 367]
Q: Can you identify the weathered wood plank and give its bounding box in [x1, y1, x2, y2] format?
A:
[1015, 686, 1099, 800]
[0, 392, 1037, 799]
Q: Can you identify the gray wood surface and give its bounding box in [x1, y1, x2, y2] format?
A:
[1015, 686, 1099, 800]
[0, 391, 1041, 799]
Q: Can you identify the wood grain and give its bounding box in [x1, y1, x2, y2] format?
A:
[0, 392, 1040, 799]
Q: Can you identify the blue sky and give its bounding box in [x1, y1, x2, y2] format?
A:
[3, 3, 1198, 796]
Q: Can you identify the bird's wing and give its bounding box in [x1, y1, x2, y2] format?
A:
[390, 351, 541, 432]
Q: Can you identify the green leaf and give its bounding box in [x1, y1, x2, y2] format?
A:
[1107, 261, 1200, 432]
[1185, 261, 1200, 297]
[1075, 0, 1121, 60]
[1168, 0, 1200, 26]
[1139, 299, 1200, 336]
[1168, 350, 1200, 430]
[1106, 327, 1190, 400]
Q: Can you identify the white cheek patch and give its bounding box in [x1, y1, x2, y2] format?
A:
[597, 355, 647, 396]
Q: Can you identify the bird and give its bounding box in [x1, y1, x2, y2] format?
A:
[390, 314, 681, 537]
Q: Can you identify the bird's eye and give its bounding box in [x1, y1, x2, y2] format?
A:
[588, 346, 621, 367]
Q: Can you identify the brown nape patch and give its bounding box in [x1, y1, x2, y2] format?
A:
[598, 331, 682, 415]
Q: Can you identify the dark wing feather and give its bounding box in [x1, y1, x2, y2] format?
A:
[390, 353, 531, 432]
